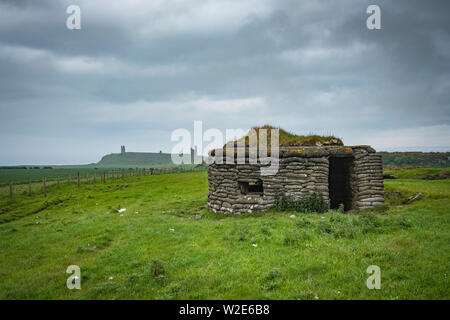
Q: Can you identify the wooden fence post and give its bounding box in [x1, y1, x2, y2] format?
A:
[28, 178, 32, 196]
[43, 177, 47, 197]
[9, 181, 12, 199]
[94, 172, 96, 183]
[103, 172, 105, 183]
[77, 172, 80, 187]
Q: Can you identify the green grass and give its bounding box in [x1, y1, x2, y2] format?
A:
[0, 165, 204, 186]
[0, 167, 102, 186]
[228, 125, 343, 147]
[97, 152, 203, 168]
[384, 167, 450, 179]
[0, 171, 448, 299]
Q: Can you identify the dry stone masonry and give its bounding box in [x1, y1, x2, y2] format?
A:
[208, 145, 383, 213]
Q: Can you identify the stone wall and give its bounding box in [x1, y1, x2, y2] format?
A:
[208, 157, 330, 214]
[353, 150, 384, 209]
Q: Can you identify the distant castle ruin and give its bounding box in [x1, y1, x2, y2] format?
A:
[120, 145, 126, 155]
[191, 146, 198, 164]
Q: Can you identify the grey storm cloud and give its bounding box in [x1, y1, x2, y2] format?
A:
[0, 0, 449, 164]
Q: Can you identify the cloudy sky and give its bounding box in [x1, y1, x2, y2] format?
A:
[0, 0, 449, 164]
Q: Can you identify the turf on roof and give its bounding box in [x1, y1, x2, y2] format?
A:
[225, 125, 343, 148]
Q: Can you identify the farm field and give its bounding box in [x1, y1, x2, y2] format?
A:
[384, 167, 450, 180]
[0, 150, 204, 186]
[0, 170, 448, 299]
[0, 167, 102, 186]
[0, 165, 201, 186]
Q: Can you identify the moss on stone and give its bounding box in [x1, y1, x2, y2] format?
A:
[225, 125, 343, 148]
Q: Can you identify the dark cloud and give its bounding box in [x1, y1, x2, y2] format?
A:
[0, 0, 449, 164]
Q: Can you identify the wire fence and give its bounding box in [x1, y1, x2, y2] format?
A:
[1, 166, 207, 200]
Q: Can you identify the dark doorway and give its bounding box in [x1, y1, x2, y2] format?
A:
[239, 179, 263, 195]
[328, 157, 353, 211]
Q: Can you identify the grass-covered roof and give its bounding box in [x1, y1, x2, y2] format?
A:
[225, 125, 343, 148]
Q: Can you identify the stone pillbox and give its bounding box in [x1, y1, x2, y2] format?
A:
[207, 126, 383, 214]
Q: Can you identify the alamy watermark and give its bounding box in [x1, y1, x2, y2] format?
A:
[366, 265, 381, 290]
[66, 5, 81, 30]
[366, 5, 381, 30]
[64, 5, 381, 32]
[65, 4, 380, 31]
[170, 121, 279, 176]
[66, 265, 81, 290]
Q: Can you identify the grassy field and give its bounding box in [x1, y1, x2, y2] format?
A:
[0, 170, 448, 299]
[0, 151, 203, 186]
[0, 165, 203, 186]
[97, 152, 204, 168]
[0, 167, 101, 186]
[384, 167, 450, 179]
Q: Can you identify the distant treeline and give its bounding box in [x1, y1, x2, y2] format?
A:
[380, 152, 450, 169]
